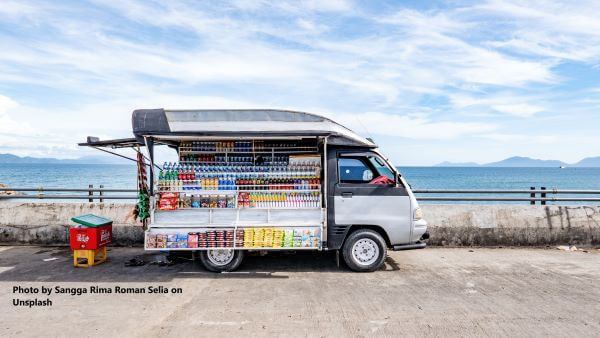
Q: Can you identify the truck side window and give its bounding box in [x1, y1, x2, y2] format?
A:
[367, 155, 395, 182]
[338, 158, 373, 183]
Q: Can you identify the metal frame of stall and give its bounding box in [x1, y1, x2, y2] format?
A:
[142, 135, 329, 251]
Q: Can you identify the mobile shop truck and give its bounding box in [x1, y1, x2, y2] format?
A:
[81, 109, 428, 272]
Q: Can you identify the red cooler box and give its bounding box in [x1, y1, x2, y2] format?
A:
[69, 214, 113, 250]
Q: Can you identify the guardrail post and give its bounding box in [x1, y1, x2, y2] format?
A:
[99, 184, 104, 203]
[88, 184, 93, 203]
[530, 187, 535, 205]
[541, 186, 546, 205]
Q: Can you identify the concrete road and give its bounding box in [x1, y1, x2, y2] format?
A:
[0, 246, 599, 337]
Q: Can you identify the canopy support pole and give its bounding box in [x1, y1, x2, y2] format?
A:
[145, 137, 155, 197]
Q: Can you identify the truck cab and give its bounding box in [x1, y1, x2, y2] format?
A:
[80, 109, 427, 272]
[327, 147, 427, 271]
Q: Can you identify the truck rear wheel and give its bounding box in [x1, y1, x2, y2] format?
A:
[199, 249, 244, 272]
[342, 229, 387, 272]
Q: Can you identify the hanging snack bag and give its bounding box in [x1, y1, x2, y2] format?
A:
[177, 233, 188, 248]
[156, 234, 167, 248]
[284, 229, 294, 247]
[218, 195, 227, 208]
[146, 234, 157, 248]
[201, 195, 209, 208]
[243, 228, 253, 247]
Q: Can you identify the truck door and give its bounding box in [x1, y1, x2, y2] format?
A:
[327, 150, 412, 249]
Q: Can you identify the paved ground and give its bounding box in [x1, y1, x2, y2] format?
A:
[0, 246, 599, 337]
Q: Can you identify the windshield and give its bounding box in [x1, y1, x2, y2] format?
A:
[367, 154, 395, 181]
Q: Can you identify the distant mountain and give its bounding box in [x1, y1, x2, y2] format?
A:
[484, 156, 567, 167]
[0, 153, 132, 165]
[573, 156, 600, 167]
[435, 161, 480, 167]
[435, 156, 600, 167]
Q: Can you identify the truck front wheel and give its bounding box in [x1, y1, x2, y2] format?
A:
[199, 249, 244, 272]
[342, 229, 387, 272]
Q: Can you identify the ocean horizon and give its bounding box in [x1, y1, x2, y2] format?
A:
[1, 163, 600, 189]
[1, 163, 599, 204]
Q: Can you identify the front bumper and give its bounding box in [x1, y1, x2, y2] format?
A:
[412, 219, 428, 242]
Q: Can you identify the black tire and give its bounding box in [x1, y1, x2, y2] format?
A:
[199, 249, 245, 272]
[342, 229, 387, 272]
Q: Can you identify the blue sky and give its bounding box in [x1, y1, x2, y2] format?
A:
[0, 0, 599, 165]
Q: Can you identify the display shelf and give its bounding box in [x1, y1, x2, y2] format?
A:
[178, 161, 255, 165]
[163, 207, 321, 211]
[159, 182, 321, 187]
[144, 246, 320, 251]
[159, 189, 320, 193]
[149, 222, 323, 228]
[179, 149, 319, 155]
[159, 170, 320, 175]
[157, 189, 238, 194]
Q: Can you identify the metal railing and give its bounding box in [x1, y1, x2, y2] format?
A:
[413, 187, 600, 204]
[1, 186, 600, 204]
[0, 185, 138, 201]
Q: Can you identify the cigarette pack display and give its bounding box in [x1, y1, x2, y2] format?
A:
[156, 241, 166, 249]
[156, 234, 167, 244]
[167, 242, 178, 248]
[167, 234, 177, 242]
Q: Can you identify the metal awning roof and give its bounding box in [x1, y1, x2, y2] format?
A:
[78, 137, 144, 149]
[132, 109, 376, 147]
[79, 109, 377, 148]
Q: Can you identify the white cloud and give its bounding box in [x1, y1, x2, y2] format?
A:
[0, 0, 38, 17]
[0, 0, 599, 163]
[324, 111, 496, 140]
[449, 93, 546, 118]
[480, 133, 557, 144]
[0, 94, 35, 136]
[473, 0, 600, 63]
[490, 103, 544, 117]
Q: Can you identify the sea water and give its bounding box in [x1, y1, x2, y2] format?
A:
[0, 164, 599, 204]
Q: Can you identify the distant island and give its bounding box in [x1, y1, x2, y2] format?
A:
[2, 153, 600, 167]
[436, 156, 600, 167]
[0, 153, 133, 165]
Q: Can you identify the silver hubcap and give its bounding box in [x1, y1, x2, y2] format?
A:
[352, 238, 380, 266]
[207, 249, 234, 266]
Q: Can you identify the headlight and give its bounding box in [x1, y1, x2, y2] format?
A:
[414, 207, 423, 220]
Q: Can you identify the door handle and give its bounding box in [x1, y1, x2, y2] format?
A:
[341, 192, 353, 198]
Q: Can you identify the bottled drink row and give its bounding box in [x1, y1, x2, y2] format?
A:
[158, 163, 321, 192]
[180, 141, 252, 152]
[179, 154, 288, 165]
[179, 140, 317, 153]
